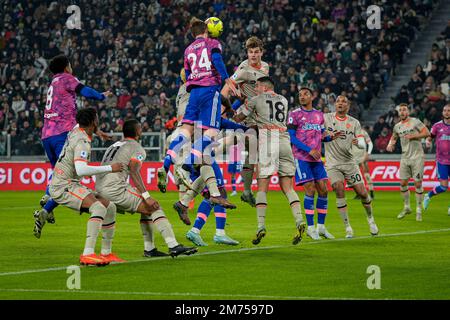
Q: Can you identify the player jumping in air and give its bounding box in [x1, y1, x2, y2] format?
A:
[324, 96, 379, 238]
[423, 104, 450, 212]
[387, 103, 430, 221]
[234, 77, 306, 245]
[35, 54, 112, 229]
[352, 126, 375, 199]
[221, 36, 270, 207]
[157, 17, 238, 210]
[35, 108, 126, 266]
[95, 119, 197, 258]
[287, 87, 336, 240]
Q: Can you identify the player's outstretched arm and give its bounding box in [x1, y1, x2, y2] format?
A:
[74, 161, 124, 176]
[75, 84, 111, 101]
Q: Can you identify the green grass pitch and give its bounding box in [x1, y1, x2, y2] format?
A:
[0, 190, 449, 300]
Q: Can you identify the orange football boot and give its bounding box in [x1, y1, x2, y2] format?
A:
[80, 253, 110, 266]
[100, 253, 126, 263]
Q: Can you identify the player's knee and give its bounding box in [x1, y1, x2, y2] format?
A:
[440, 184, 448, 191]
[89, 201, 107, 219]
[415, 186, 424, 194]
[400, 185, 409, 193]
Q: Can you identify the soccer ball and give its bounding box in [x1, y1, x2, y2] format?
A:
[206, 17, 223, 38]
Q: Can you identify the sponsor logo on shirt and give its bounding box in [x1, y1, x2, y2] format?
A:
[302, 123, 322, 131]
[44, 112, 59, 119]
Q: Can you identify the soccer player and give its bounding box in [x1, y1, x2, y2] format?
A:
[35, 54, 112, 226]
[221, 36, 269, 207]
[352, 126, 375, 199]
[324, 96, 379, 238]
[34, 108, 125, 266]
[387, 103, 430, 221]
[234, 77, 306, 245]
[95, 119, 197, 257]
[287, 87, 335, 240]
[423, 104, 450, 210]
[227, 139, 243, 196]
[157, 17, 238, 210]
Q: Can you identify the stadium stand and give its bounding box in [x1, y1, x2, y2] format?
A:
[371, 23, 449, 153]
[0, 0, 444, 156]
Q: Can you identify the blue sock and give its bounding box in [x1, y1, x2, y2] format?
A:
[164, 133, 189, 172]
[316, 196, 328, 224]
[43, 198, 58, 213]
[212, 160, 224, 187]
[214, 205, 227, 231]
[304, 195, 315, 226]
[231, 177, 236, 192]
[45, 185, 50, 196]
[193, 200, 212, 231]
[429, 185, 447, 198]
[189, 136, 212, 165]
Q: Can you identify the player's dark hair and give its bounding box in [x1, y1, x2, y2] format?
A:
[257, 76, 274, 89]
[190, 17, 207, 37]
[76, 108, 98, 127]
[123, 119, 140, 138]
[299, 87, 313, 95]
[49, 54, 70, 74]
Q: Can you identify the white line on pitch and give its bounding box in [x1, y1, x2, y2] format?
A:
[0, 227, 449, 277]
[0, 288, 381, 300]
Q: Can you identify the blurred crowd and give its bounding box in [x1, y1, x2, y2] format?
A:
[370, 22, 450, 154]
[0, 0, 442, 156]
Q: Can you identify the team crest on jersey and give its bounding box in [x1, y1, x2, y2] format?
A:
[346, 123, 352, 129]
[80, 151, 88, 159]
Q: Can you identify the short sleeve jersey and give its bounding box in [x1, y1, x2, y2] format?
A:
[42, 73, 81, 139]
[242, 92, 289, 133]
[324, 112, 363, 167]
[51, 127, 91, 185]
[96, 139, 146, 193]
[287, 108, 325, 162]
[392, 117, 426, 159]
[232, 60, 270, 126]
[430, 120, 450, 165]
[231, 60, 270, 99]
[184, 37, 223, 91]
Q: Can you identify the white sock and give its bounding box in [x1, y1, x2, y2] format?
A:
[216, 229, 225, 236]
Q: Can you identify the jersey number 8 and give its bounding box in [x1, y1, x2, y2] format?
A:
[45, 86, 54, 110]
